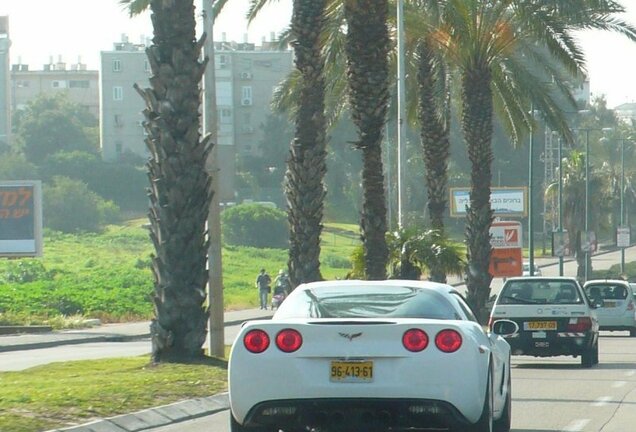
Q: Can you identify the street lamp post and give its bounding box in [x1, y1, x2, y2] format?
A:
[528, 103, 535, 276]
[585, 129, 590, 282]
[557, 136, 564, 276]
[620, 138, 625, 273]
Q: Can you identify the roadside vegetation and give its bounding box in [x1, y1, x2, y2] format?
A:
[0, 218, 361, 327]
[0, 355, 229, 432]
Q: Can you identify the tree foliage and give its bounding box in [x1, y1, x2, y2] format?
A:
[43, 176, 121, 233]
[221, 204, 289, 248]
[13, 93, 98, 164]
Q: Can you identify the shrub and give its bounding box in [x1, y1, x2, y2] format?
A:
[43, 176, 121, 233]
[221, 203, 288, 248]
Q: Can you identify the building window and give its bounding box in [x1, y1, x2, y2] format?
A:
[51, 80, 67, 89]
[241, 86, 252, 106]
[16, 80, 30, 88]
[113, 59, 122, 72]
[69, 80, 90, 88]
[113, 86, 123, 101]
[144, 60, 150, 73]
[220, 108, 232, 124]
[115, 141, 123, 154]
[114, 114, 124, 128]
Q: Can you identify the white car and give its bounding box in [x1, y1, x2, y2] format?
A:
[584, 279, 636, 336]
[490, 276, 599, 368]
[228, 280, 513, 432]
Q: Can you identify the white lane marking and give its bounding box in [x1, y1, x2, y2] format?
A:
[612, 381, 627, 388]
[563, 419, 591, 431]
[592, 396, 612, 406]
[626, 370, 636, 377]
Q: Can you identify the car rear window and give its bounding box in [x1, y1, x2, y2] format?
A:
[585, 283, 628, 300]
[498, 280, 583, 304]
[275, 286, 461, 320]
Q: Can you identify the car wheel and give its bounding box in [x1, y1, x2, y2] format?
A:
[493, 369, 511, 432]
[230, 414, 276, 432]
[593, 341, 599, 365]
[581, 345, 595, 368]
[469, 367, 493, 432]
[230, 415, 249, 432]
[630, 327, 636, 337]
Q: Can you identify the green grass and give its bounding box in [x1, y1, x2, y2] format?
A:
[0, 219, 362, 430]
[0, 354, 229, 432]
[0, 220, 361, 325]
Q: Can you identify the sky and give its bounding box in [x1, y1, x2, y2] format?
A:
[1, 0, 635, 108]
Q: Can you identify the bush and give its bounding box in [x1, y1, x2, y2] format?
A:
[221, 203, 288, 248]
[43, 176, 121, 233]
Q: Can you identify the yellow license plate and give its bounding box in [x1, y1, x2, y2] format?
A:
[330, 361, 373, 382]
[525, 321, 557, 330]
[604, 301, 616, 308]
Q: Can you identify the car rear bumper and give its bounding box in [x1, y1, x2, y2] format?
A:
[238, 398, 474, 431]
[504, 332, 596, 357]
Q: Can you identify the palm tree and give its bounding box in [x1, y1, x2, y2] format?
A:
[431, 0, 636, 320]
[283, 0, 328, 287]
[120, 0, 212, 362]
[386, 228, 464, 280]
[343, 0, 392, 280]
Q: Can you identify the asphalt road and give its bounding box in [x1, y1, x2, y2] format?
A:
[143, 333, 636, 432]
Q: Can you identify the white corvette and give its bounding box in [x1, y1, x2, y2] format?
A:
[228, 280, 513, 432]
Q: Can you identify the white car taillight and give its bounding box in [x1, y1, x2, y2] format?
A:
[435, 329, 462, 353]
[244, 329, 270, 353]
[275, 329, 303, 353]
[402, 329, 429, 352]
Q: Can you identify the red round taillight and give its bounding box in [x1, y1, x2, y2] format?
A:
[276, 329, 303, 353]
[435, 329, 462, 353]
[402, 329, 429, 352]
[243, 329, 270, 353]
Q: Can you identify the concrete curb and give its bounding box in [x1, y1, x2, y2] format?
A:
[45, 393, 229, 432]
[0, 317, 267, 353]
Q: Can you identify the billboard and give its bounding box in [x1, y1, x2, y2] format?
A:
[489, 220, 523, 278]
[0, 181, 43, 257]
[450, 187, 527, 217]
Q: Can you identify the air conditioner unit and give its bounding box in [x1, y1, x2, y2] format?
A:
[239, 72, 252, 80]
[241, 98, 252, 106]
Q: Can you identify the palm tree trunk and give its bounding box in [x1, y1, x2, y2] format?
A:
[461, 63, 494, 322]
[285, 0, 328, 287]
[344, 0, 390, 280]
[137, 0, 212, 363]
[417, 40, 450, 283]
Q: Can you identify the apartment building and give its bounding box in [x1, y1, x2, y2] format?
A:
[100, 35, 293, 202]
[0, 16, 10, 146]
[11, 57, 99, 119]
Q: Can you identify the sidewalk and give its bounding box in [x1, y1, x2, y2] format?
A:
[0, 308, 273, 353]
[0, 308, 273, 432]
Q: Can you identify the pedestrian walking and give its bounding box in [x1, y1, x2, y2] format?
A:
[256, 268, 272, 310]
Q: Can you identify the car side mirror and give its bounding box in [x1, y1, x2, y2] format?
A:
[491, 319, 519, 337]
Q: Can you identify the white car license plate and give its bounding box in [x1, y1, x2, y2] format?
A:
[330, 360, 373, 383]
[524, 321, 557, 331]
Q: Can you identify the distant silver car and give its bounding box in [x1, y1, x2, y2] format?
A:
[522, 262, 542, 276]
[583, 279, 636, 336]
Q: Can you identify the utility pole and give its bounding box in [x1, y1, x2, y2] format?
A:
[528, 103, 535, 276]
[202, 0, 224, 358]
[396, 0, 406, 228]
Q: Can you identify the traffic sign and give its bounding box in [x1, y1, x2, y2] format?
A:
[617, 227, 631, 248]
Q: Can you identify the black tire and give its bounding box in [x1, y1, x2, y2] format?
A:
[593, 340, 599, 365]
[629, 327, 636, 337]
[469, 367, 493, 432]
[581, 345, 594, 368]
[230, 414, 248, 432]
[494, 369, 511, 432]
[230, 415, 277, 432]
